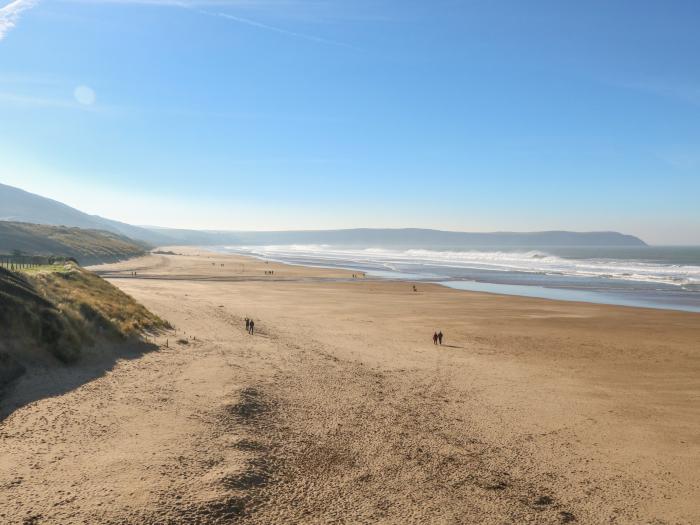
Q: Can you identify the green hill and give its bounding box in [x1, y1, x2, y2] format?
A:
[0, 221, 147, 265]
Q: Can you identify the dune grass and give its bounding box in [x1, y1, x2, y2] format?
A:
[1, 263, 169, 367]
[35, 263, 169, 337]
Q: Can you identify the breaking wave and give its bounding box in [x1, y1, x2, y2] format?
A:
[224, 245, 700, 288]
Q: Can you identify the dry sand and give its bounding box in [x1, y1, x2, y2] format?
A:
[2, 247, 699, 524]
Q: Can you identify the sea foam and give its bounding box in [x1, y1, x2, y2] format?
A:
[224, 245, 700, 288]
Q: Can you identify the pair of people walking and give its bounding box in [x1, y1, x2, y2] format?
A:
[432, 331, 443, 345]
[245, 317, 255, 335]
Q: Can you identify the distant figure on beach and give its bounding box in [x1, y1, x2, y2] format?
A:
[249, 320, 255, 335]
[433, 332, 438, 345]
[438, 331, 443, 345]
[412, 285, 417, 292]
[245, 318, 250, 331]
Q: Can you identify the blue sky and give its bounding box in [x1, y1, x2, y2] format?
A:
[0, 0, 699, 244]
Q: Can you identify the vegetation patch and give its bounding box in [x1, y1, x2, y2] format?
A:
[0, 221, 147, 266]
[0, 263, 169, 388]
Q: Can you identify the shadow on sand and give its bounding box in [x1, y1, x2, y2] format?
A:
[0, 339, 159, 421]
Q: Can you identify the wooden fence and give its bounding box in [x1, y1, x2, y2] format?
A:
[0, 255, 75, 271]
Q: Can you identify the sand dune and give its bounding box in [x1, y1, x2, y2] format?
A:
[1, 248, 699, 524]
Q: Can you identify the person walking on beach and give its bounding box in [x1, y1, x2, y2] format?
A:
[433, 332, 438, 345]
[249, 319, 255, 335]
[245, 318, 250, 332]
[438, 331, 443, 345]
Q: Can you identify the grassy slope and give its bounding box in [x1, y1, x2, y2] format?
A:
[0, 221, 148, 265]
[0, 264, 169, 388]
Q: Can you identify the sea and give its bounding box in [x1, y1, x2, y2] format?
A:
[217, 244, 700, 313]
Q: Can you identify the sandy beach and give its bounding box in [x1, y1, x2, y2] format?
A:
[2, 247, 699, 524]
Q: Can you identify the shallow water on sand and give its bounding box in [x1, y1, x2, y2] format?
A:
[218, 245, 700, 313]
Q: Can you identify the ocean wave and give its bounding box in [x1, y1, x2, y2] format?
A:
[224, 245, 700, 287]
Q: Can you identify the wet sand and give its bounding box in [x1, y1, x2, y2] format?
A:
[1, 247, 699, 524]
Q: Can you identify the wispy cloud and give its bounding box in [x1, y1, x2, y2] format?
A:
[0, 0, 38, 41]
[68, 0, 385, 22]
[5, 0, 361, 47]
[74, 0, 358, 48]
[1, 0, 363, 53]
[63, 0, 338, 11]
[68, 1, 288, 5]
[198, 9, 356, 49]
